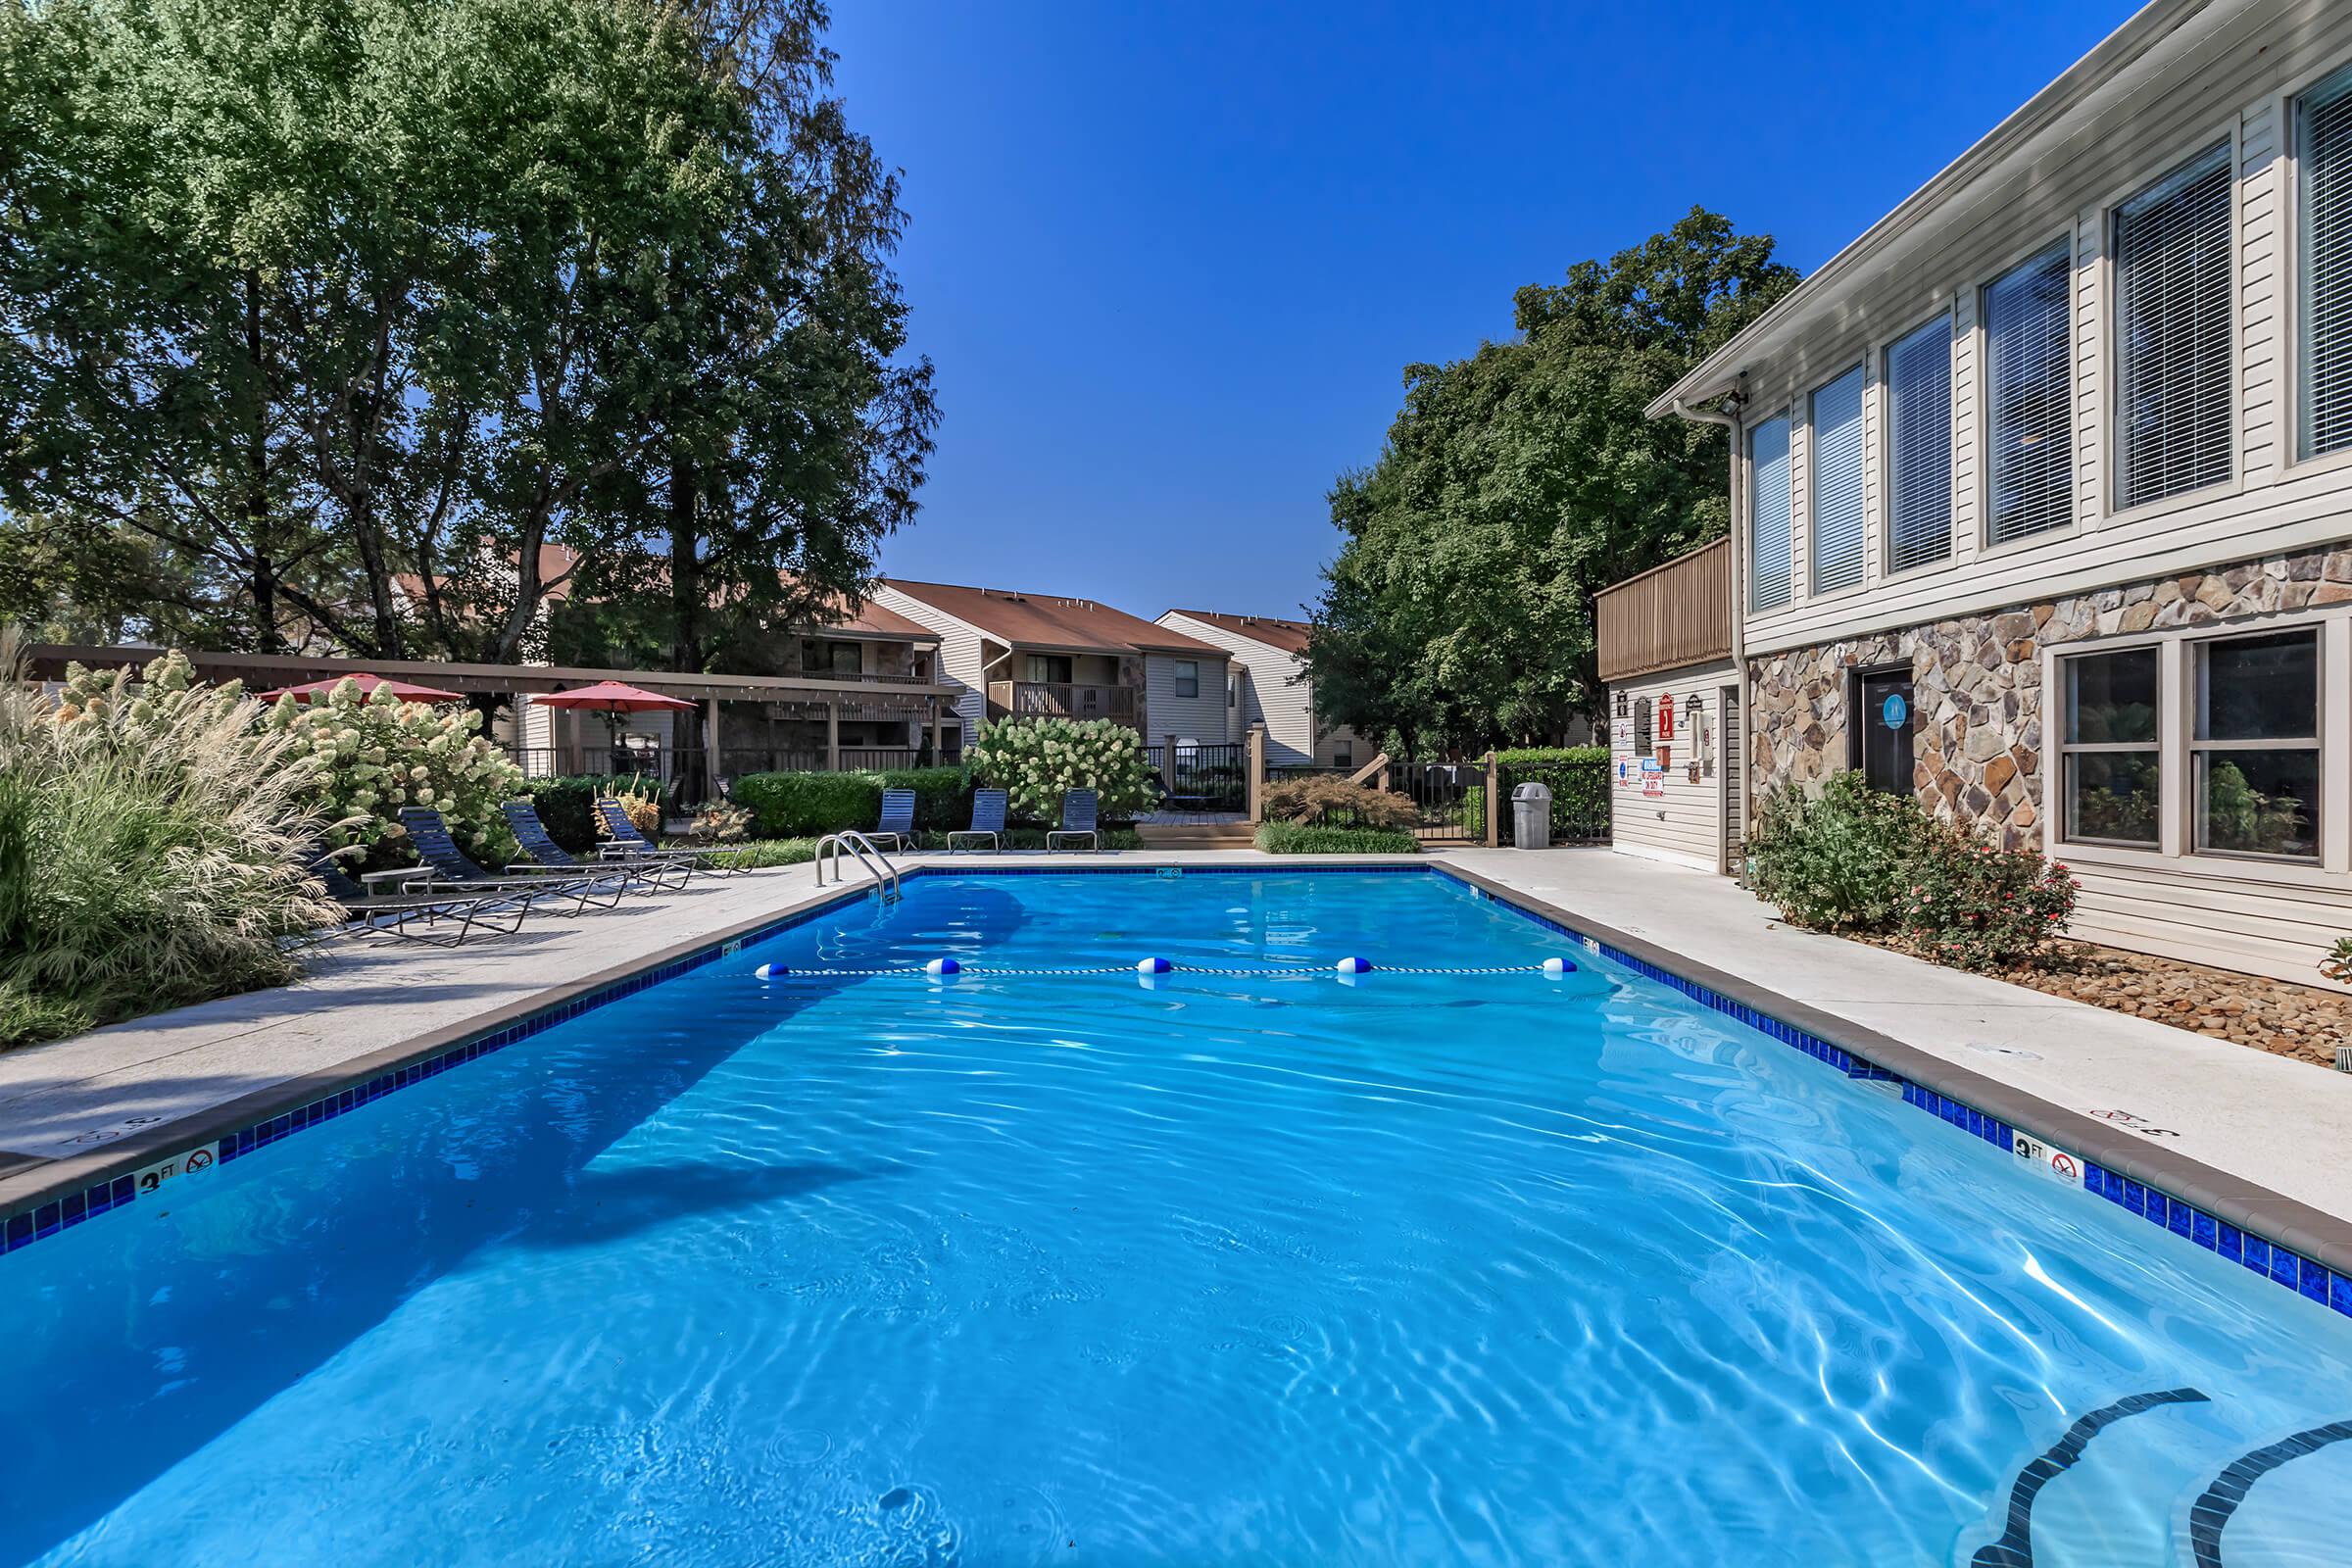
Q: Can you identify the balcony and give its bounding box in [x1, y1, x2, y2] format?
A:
[988, 680, 1137, 722]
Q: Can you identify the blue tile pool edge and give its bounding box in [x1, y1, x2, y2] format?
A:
[1427, 862, 2352, 1331]
[5, 859, 2347, 1338]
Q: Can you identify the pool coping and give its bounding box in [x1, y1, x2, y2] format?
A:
[5, 858, 2351, 1329]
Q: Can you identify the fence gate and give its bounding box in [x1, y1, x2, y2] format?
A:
[1389, 760, 1488, 845]
[1162, 743, 1248, 812]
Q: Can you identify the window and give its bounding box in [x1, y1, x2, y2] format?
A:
[2300, 65, 2352, 458]
[1332, 742, 1352, 768]
[1227, 669, 1239, 709]
[1173, 660, 1199, 698]
[826, 641, 862, 676]
[1984, 241, 2074, 544]
[911, 655, 930, 681]
[2116, 143, 2233, 508]
[2060, 649, 2161, 847]
[2194, 630, 2321, 858]
[1809, 367, 1866, 594]
[1749, 414, 1792, 609]
[1885, 317, 1952, 572]
[1023, 653, 1072, 684]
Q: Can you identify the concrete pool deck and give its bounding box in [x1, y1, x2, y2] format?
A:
[2, 847, 2348, 1256]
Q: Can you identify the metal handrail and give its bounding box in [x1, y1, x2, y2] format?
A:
[813, 829, 901, 898]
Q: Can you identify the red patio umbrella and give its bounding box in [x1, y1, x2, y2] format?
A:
[257, 672, 466, 704]
[529, 680, 700, 718]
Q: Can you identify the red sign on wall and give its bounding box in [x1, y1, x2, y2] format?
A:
[1656, 693, 1675, 742]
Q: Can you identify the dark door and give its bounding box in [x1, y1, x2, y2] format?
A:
[1856, 668, 1915, 794]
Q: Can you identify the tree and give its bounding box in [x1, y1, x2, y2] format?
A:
[0, 0, 932, 669]
[1305, 208, 1797, 753]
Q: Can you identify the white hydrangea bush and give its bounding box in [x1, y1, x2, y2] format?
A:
[263, 678, 524, 858]
[967, 716, 1157, 820]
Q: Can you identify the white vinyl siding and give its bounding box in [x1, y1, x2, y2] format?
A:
[1749, 415, 1792, 610]
[1808, 367, 1866, 594]
[1984, 240, 2076, 544]
[2115, 142, 2234, 508]
[1885, 317, 1954, 572]
[1607, 661, 1735, 873]
[2299, 63, 2352, 459]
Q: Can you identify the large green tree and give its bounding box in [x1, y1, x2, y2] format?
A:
[0, 0, 933, 667]
[1307, 209, 1796, 753]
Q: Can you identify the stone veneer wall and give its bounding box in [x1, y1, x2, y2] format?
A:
[1748, 546, 2352, 849]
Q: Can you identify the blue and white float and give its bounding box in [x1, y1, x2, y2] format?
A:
[1136, 956, 1172, 974]
[1542, 956, 1574, 976]
[755, 962, 786, 979]
[924, 957, 960, 977]
[1334, 956, 1373, 975]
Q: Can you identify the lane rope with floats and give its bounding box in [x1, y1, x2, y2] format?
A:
[753, 955, 1582, 981]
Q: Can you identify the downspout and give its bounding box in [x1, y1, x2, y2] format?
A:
[1669, 379, 1747, 864]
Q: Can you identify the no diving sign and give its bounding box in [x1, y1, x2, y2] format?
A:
[2013, 1134, 2082, 1187]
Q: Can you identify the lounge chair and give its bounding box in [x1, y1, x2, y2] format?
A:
[1048, 788, 1100, 852]
[867, 788, 916, 853]
[394, 808, 628, 912]
[307, 849, 535, 947]
[948, 789, 1007, 853]
[502, 800, 689, 893]
[592, 799, 741, 876]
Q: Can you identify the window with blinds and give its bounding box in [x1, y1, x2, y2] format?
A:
[1808, 367, 1865, 594]
[1884, 316, 1952, 573]
[2115, 142, 2232, 508]
[2299, 66, 2352, 459]
[1749, 415, 1792, 611]
[1984, 241, 2074, 544]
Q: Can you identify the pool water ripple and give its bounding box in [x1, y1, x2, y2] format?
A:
[6, 871, 2352, 1565]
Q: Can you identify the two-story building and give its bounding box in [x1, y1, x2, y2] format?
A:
[872, 579, 1233, 753]
[1650, 0, 2352, 986]
[1152, 610, 1363, 768]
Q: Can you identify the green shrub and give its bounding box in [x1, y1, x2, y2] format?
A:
[708, 837, 819, 870]
[1745, 771, 1945, 933]
[1256, 822, 1421, 855]
[1900, 841, 2080, 971]
[731, 766, 971, 838]
[967, 717, 1156, 820]
[1262, 773, 1419, 827]
[519, 773, 662, 854]
[1494, 745, 1609, 766]
[1498, 748, 1610, 839]
[3, 642, 339, 1048]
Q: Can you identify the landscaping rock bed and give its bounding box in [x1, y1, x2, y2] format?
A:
[1994, 943, 2350, 1067]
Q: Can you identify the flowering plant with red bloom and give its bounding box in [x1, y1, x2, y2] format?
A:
[1902, 839, 2079, 971]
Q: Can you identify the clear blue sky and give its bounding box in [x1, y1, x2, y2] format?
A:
[830, 0, 2130, 621]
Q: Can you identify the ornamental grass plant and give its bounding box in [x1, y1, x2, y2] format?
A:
[0, 639, 340, 1047]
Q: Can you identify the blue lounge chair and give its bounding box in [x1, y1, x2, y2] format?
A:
[868, 788, 916, 853]
[502, 801, 689, 893]
[1048, 788, 1100, 852]
[307, 848, 535, 946]
[592, 798, 741, 876]
[395, 808, 627, 912]
[948, 789, 1007, 853]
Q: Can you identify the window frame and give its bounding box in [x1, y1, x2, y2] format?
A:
[1746, 408, 1795, 612]
[2189, 625, 2324, 863]
[1879, 309, 1959, 584]
[1976, 232, 2081, 556]
[2289, 57, 2352, 473]
[1806, 363, 1869, 601]
[2104, 132, 2241, 519]
[1172, 659, 1200, 699]
[2055, 646, 2164, 850]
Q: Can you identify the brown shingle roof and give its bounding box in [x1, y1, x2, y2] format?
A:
[887, 579, 1222, 656]
[1164, 610, 1313, 657]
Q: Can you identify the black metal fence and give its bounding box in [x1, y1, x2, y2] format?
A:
[1161, 743, 1248, 811]
[1390, 760, 1488, 845]
[1498, 758, 1611, 845]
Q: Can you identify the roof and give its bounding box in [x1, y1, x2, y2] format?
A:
[885, 579, 1223, 656]
[1163, 610, 1313, 657]
[406, 547, 936, 642]
[1645, 0, 2217, 420]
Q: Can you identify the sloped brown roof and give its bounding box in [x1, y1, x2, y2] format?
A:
[405, 547, 935, 641]
[887, 579, 1222, 656]
[1164, 610, 1312, 657]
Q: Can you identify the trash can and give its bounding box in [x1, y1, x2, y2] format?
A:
[1510, 781, 1551, 850]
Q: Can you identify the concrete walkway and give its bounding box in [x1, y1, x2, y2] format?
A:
[3, 846, 2347, 1238]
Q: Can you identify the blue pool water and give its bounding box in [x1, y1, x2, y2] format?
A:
[5, 869, 2352, 1565]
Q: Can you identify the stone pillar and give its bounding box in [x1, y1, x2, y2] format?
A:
[1247, 723, 1267, 823]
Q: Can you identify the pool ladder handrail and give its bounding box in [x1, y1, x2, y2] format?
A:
[814, 829, 902, 899]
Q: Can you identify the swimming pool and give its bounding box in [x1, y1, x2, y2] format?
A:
[5, 867, 2350, 1565]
